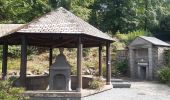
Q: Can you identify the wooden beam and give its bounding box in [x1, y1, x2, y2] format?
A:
[99, 46, 102, 77]
[2, 44, 8, 80]
[49, 47, 53, 66]
[77, 36, 83, 92]
[20, 35, 27, 87]
[106, 42, 111, 85]
[52, 38, 74, 48]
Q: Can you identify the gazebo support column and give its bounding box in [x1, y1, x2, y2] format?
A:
[106, 42, 111, 85]
[20, 35, 27, 87]
[2, 44, 8, 80]
[99, 46, 102, 77]
[49, 47, 53, 66]
[77, 36, 83, 92]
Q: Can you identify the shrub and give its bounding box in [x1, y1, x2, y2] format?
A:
[115, 30, 151, 45]
[157, 67, 170, 83]
[0, 79, 26, 100]
[89, 77, 104, 90]
[0, 46, 38, 58]
[83, 48, 90, 57]
[164, 50, 170, 66]
[71, 65, 77, 75]
[115, 60, 128, 76]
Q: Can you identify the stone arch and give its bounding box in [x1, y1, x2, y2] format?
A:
[53, 74, 66, 90]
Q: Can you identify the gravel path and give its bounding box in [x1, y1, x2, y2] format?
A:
[82, 81, 170, 100]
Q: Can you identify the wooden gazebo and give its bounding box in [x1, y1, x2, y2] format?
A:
[0, 7, 114, 92]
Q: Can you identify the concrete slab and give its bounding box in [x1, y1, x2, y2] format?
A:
[25, 84, 112, 100]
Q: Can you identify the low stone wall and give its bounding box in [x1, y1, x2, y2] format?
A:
[14, 75, 93, 90]
[26, 75, 49, 90]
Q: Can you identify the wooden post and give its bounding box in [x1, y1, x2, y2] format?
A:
[20, 35, 27, 87]
[106, 42, 111, 85]
[2, 44, 8, 80]
[99, 46, 102, 77]
[49, 48, 53, 66]
[77, 36, 82, 92]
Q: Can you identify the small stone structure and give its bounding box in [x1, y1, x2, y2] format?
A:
[129, 36, 170, 80]
[49, 48, 71, 91]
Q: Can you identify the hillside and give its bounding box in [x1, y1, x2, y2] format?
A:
[2, 47, 112, 76]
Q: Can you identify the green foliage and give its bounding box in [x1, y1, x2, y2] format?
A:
[0, 0, 50, 23]
[111, 42, 126, 51]
[83, 48, 90, 57]
[70, 0, 95, 21]
[31, 65, 44, 75]
[1, 0, 170, 35]
[49, 0, 70, 9]
[102, 65, 106, 77]
[87, 0, 170, 34]
[157, 66, 170, 85]
[71, 65, 77, 75]
[7, 58, 20, 70]
[89, 77, 104, 90]
[8, 46, 21, 58]
[115, 30, 151, 45]
[115, 60, 128, 76]
[0, 79, 26, 100]
[0, 46, 37, 58]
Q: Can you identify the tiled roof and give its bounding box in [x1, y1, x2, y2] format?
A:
[0, 24, 24, 37]
[140, 36, 170, 47]
[18, 7, 114, 41]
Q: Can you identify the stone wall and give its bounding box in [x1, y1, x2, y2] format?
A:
[153, 47, 168, 79]
[152, 46, 158, 79]
[14, 75, 93, 90]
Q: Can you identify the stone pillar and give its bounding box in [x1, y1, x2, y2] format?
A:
[106, 42, 111, 85]
[77, 36, 82, 92]
[99, 46, 102, 77]
[49, 48, 53, 66]
[148, 46, 153, 80]
[2, 44, 8, 80]
[129, 48, 135, 78]
[137, 65, 141, 79]
[20, 35, 27, 87]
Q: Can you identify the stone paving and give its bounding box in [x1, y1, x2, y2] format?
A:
[82, 81, 170, 100]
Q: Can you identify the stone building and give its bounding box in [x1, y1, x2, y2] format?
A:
[129, 36, 170, 80]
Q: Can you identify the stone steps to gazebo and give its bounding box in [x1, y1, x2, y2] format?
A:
[111, 79, 131, 88]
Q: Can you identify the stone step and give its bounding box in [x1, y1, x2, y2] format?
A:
[111, 79, 123, 82]
[112, 82, 131, 88]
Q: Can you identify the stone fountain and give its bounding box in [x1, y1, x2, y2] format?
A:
[49, 48, 71, 91]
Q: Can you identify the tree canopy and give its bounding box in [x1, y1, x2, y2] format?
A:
[0, 0, 170, 36]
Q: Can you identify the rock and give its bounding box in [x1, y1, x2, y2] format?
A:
[43, 70, 49, 75]
[27, 71, 33, 76]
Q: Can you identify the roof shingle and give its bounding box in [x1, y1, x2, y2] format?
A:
[0, 24, 24, 37]
[139, 36, 170, 47]
[18, 7, 113, 41]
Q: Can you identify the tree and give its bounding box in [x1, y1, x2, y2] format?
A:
[0, 0, 50, 23]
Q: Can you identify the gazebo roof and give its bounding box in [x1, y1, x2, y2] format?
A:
[0, 24, 24, 37]
[17, 7, 113, 41]
[0, 7, 114, 48]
